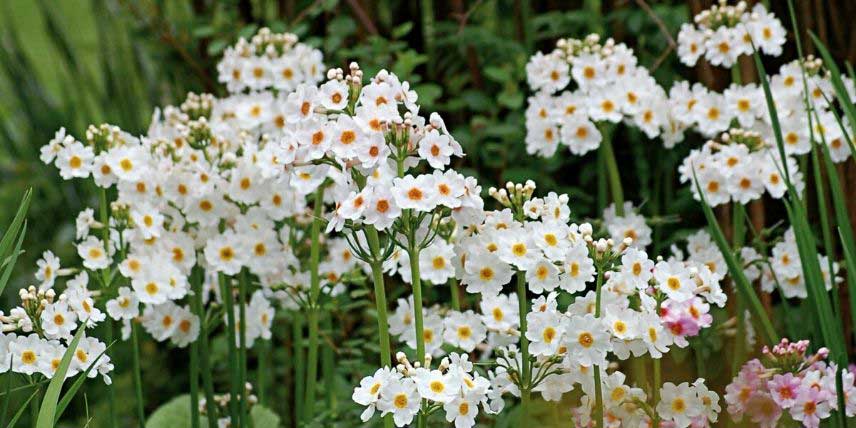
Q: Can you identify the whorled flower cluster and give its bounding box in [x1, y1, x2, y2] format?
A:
[524, 34, 679, 156]
[725, 339, 856, 428]
[217, 27, 324, 93]
[668, 58, 855, 165]
[353, 182, 725, 427]
[353, 352, 494, 427]
[677, 1, 785, 68]
[0, 284, 113, 383]
[679, 128, 805, 206]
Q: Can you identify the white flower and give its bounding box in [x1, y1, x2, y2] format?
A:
[106, 287, 140, 320]
[55, 140, 94, 179]
[526, 310, 565, 356]
[391, 174, 438, 212]
[414, 368, 460, 403]
[77, 236, 111, 270]
[10, 334, 44, 375]
[377, 377, 421, 427]
[40, 301, 77, 340]
[353, 367, 399, 422]
[35, 250, 61, 291]
[656, 382, 703, 428]
[420, 241, 456, 285]
[565, 313, 611, 367]
[443, 311, 486, 352]
[654, 260, 694, 301]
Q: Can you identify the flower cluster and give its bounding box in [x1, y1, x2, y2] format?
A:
[217, 27, 324, 93]
[0, 285, 113, 383]
[754, 227, 840, 299]
[460, 183, 723, 425]
[677, 1, 785, 68]
[353, 352, 495, 427]
[725, 339, 856, 428]
[524, 34, 676, 156]
[679, 128, 805, 206]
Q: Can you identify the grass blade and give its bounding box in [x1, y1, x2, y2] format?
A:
[0, 220, 26, 296]
[0, 189, 31, 260]
[692, 169, 778, 344]
[6, 388, 39, 428]
[35, 320, 87, 428]
[54, 342, 113, 423]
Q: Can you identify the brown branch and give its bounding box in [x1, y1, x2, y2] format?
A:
[634, 0, 676, 72]
[345, 0, 379, 36]
[290, 0, 325, 27]
[451, 0, 485, 89]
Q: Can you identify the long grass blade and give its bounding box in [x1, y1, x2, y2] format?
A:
[35, 320, 87, 428]
[691, 169, 778, 344]
[6, 388, 39, 428]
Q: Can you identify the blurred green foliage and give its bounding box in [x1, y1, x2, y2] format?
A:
[0, 1, 728, 426]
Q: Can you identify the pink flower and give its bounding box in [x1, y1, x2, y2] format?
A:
[724, 359, 766, 418]
[789, 387, 832, 428]
[767, 373, 801, 408]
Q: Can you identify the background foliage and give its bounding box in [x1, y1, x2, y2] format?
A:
[1, 0, 855, 426]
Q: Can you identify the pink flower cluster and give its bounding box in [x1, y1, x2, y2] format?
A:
[724, 339, 856, 428]
[659, 297, 712, 347]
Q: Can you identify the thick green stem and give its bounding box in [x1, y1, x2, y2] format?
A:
[322, 314, 336, 414]
[365, 228, 392, 366]
[97, 187, 117, 428]
[104, 319, 117, 428]
[293, 315, 305, 425]
[407, 243, 426, 428]
[192, 269, 217, 428]
[365, 226, 394, 428]
[653, 357, 662, 427]
[516, 272, 530, 423]
[593, 269, 604, 428]
[131, 322, 146, 428]
[732, 204, 747, 376]
[219, 273, 240, 424]
[238, 270, 249, 428]
[304, 186, 325, 418]
[190, 325, 200, 428]
[450, 277, 461, 311]
[599, 127, 625, 216]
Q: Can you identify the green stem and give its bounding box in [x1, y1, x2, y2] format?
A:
[365, 228, 392, 367]
[192, 269, 217, 428]
[304, 186, 325, 418]
[258, 339, 269, 406]
[732, 203, 747, 376]
[515, 272, 530, 424]
[131, 322, 146, 428]
[652, 357, 662, 427]
[365, 226, 394, 428]
[219, 273, 240, 424]
[190, 324, 200, 428]
[593, 268, 604, 428]
[293, 315, 305, 425]
[97, 187, 117, 428]
[104, 319, 117, 428]
[599, 127, 625, 216]
[449, 277, 461, 311]
[238, 269, 249, 428]
[408, 243, 426, 428]
[322, 313, 336, 414]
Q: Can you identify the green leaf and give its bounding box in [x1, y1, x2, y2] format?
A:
[35, 321, 87, 428]
[6, 388, 38, 428]
[691, 169, 778, 345]
[0, 220, 25, 296]
[0, 189, 31, 262]
[54, 343, 113, 423]
[146, 395, 280, 428]
[391, 22, 413, 39]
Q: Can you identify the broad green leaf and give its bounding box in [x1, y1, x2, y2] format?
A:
[146, 395, 280, 428]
